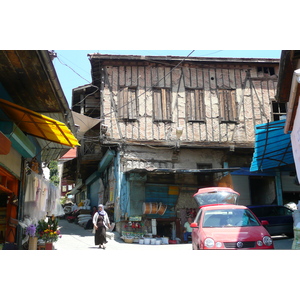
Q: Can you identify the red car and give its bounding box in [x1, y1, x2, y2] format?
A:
[190, 187, 274, 250]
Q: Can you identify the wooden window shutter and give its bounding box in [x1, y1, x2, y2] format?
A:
[119, 87, 128, 119]
[153, 89, 162, 120]
[128, 88, 137, 119]
[218, 89, 237, 122]
[229, 89, 237, 121]
[186, 89, 205, 121]
[153, 88, 171, 121]
[219, 90, 225, 121]
[186, 89, 193, 120]
[119, 87, 138, 120]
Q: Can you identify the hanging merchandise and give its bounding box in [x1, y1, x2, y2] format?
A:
[98, 178, 104, 205]
[23, 171, 62, 220]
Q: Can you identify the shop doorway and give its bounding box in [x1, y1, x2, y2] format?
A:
[156, 218, 180, 240]
[249, 176, 276, 205]
[156, 220, 173, 238]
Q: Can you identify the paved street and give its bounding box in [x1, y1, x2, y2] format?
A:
[53, 218, 294, 250]
[55, 218, 190, 250]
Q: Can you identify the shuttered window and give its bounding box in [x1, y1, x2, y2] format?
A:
[118, 87, 138, 120]
[186, 88, 205, 121]
[153, 88, 171, 121]
[218, 89, 238, 122]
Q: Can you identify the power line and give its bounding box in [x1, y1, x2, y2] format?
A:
[54, 54, 100, 110]
[55, 50, 196, 134]
[56, 55, 91, 84]
[102, 50, 196, 118]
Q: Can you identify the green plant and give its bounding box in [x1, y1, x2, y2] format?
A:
[48, 160, 59, 186]
[37, 217, 61, 243]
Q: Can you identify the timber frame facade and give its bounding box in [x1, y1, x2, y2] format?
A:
[68, 54, 284, 237]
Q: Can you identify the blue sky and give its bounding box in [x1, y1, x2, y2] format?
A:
[53, 50, 282, 106]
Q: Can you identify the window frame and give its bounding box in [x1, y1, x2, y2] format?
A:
[272, 101, 287, 121]
[153, 87, 172, 122]
[185, 88, 205, 122]
[118, 86, 138, 121]
[218, 89, 238, 123]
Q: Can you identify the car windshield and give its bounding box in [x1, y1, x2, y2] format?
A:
[202, 209, 260, 228]
[194, 190, 239, 206]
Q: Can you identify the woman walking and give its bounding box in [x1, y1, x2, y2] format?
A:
[93, 204, 110, 249]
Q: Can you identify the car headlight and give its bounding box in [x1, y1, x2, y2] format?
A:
[263, 236, 273, 246]
[204, 238, 215, 248]
[257, 240, 263, 247]
[216, 242, 222, 248]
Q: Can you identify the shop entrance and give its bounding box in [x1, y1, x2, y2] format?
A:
[156, 218, 180, 240]
[157, 220, 173, 238]
[249, 176, 276, 205]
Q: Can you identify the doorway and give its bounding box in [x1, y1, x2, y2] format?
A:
[249, 176, 276, 205]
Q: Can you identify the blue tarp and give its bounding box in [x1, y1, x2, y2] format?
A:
[250, 119, 294, 172]
[231, 167, 275, 176]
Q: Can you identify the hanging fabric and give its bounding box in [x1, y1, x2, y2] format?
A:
[23, 171, 63, 220]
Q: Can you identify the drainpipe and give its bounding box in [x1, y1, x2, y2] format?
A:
[275, 169, 283, 205]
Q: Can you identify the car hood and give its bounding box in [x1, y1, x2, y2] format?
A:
[202, 226, 269, 241]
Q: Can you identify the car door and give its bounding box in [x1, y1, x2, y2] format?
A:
[191, 209, 203, 249]
[262, 206, 293, 236]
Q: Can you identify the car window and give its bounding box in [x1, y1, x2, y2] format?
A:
[194, 209, 202, 224]
[277, 206, 293, 216]
[202, 209, 260, 227]
[249, 207, 263, 217]
[249, 206, 293, 218]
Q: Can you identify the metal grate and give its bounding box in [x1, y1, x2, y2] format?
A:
[224, 241, 256, 249]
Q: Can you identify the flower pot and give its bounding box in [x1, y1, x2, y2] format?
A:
[45, 242, 53, 250]
[28, 236, 38, 250]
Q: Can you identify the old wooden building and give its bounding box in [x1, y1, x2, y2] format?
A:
[68, 54, 296, 240]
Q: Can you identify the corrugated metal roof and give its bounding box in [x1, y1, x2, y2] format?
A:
[126, 167, 240, 174]
[250, 119, 294, 172]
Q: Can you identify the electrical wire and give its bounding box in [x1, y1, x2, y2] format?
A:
[53, 50, 208, 142]
[101, 50, 196, 118]
[56, 55, 91, 84]
[55, 54, 100, 110]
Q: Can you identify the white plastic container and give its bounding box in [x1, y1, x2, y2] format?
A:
[162, 237, 169, 244]
[150, 238, 156, 245]
[144, 238, 151, 245]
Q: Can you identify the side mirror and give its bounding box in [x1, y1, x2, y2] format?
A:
[190, 222, 199, 228]
[261, 220, 269, 226]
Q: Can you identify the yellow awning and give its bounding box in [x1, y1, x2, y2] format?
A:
[0, 98, 80, 148]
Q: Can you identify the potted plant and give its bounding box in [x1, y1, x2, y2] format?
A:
[25, 224, 38, 250]
[37, 217, 62, 250]
[19, 217, 38, 250]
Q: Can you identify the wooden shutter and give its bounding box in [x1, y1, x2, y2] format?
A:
[219, 89, 237, 122]
[186, 89, 205, 121]
[119, 87, 137, 120]
[153, 88, 171, 121]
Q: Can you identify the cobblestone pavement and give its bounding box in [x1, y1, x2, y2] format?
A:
[54, 218, 294, 250]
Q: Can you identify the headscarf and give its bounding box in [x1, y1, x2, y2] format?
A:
[98, 204, 107, 216]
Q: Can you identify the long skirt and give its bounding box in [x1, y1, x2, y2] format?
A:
[95, 226, 107, 246]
